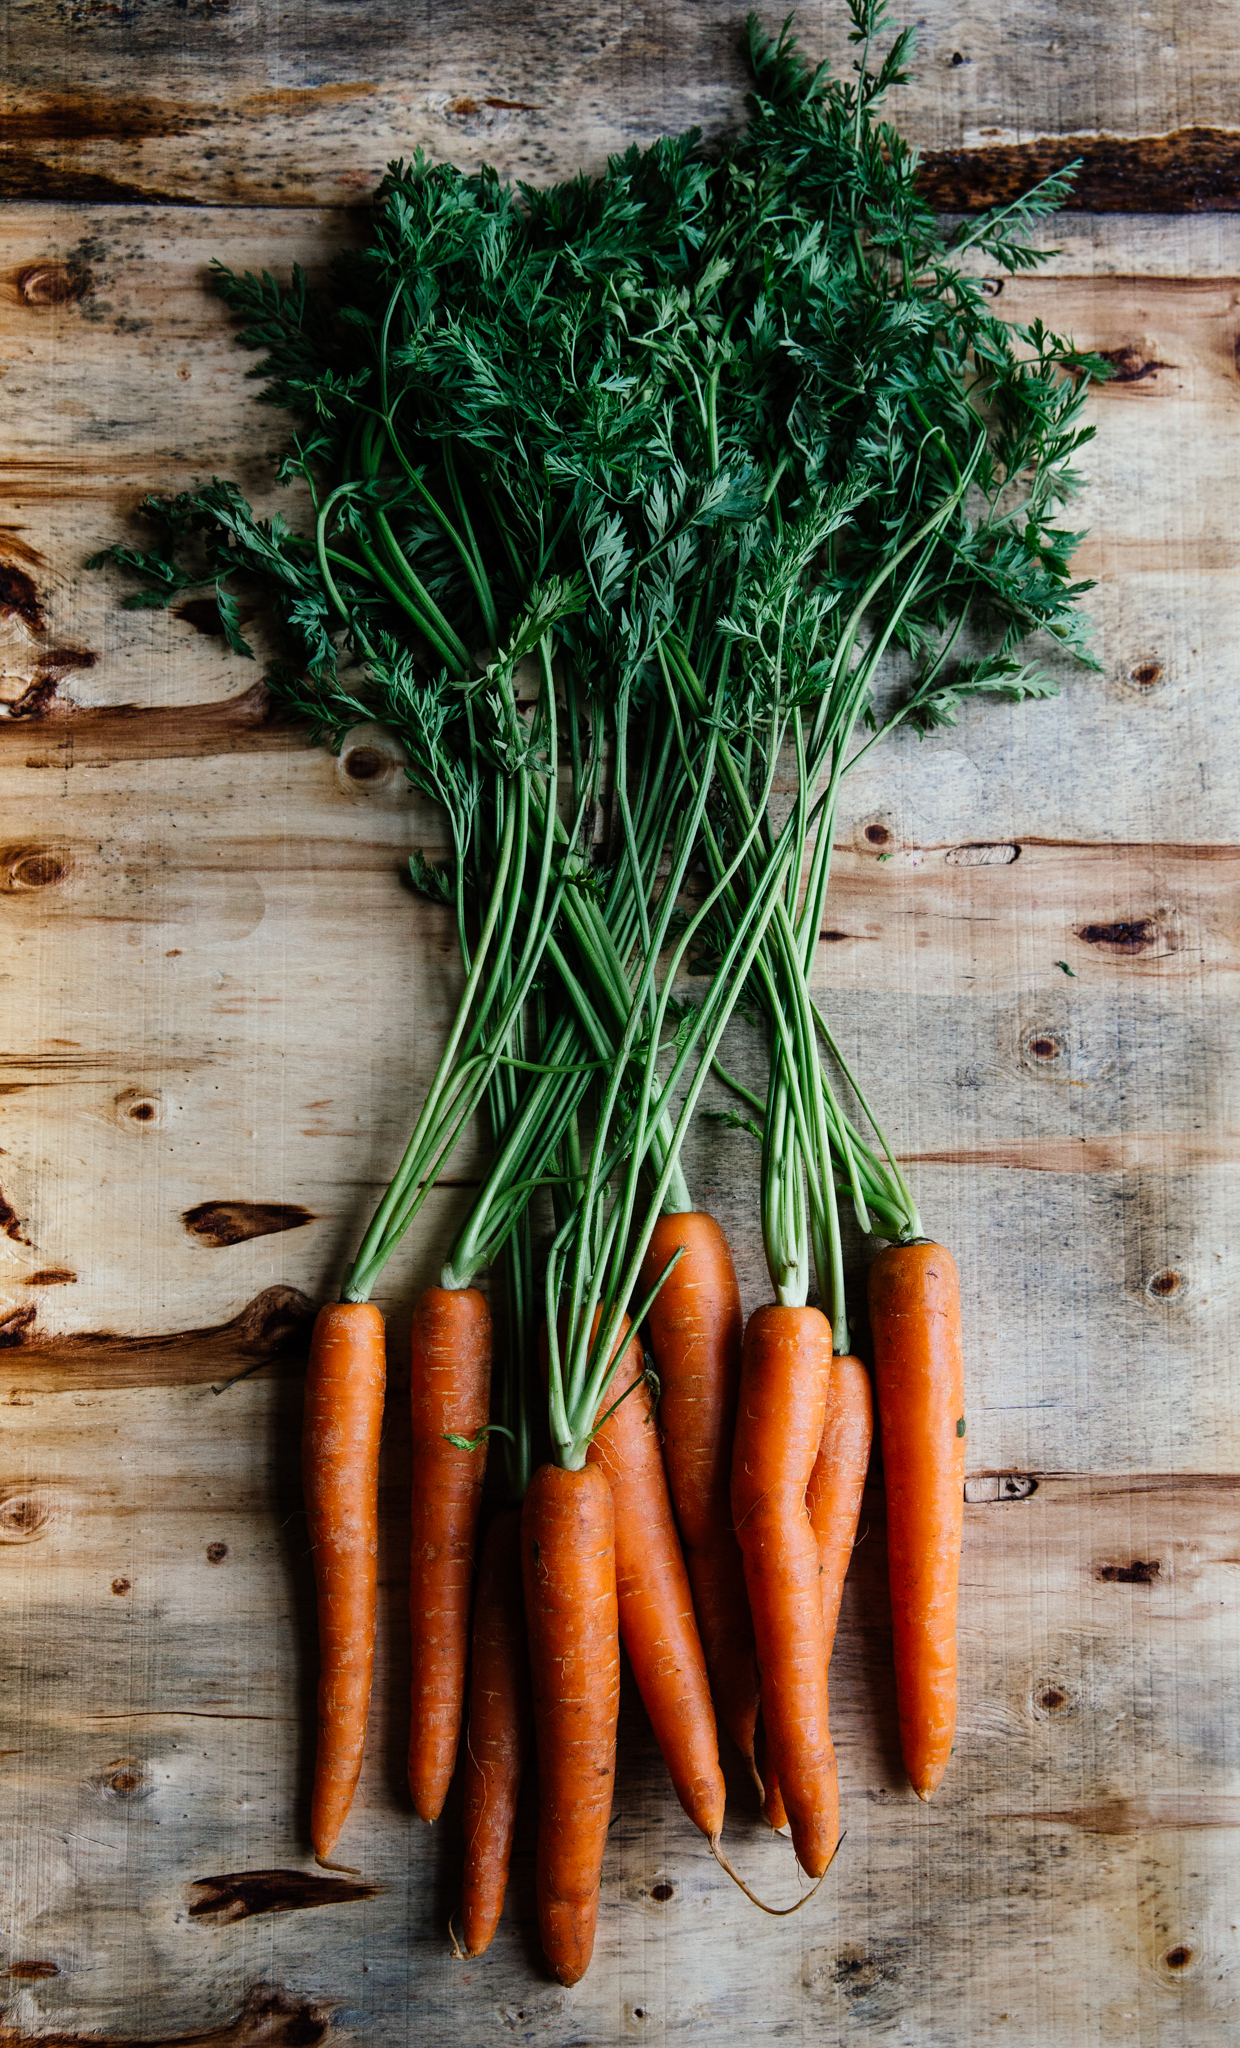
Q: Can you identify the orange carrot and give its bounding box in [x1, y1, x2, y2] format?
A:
[754, 1710, 788, 1831]
[731, 1303, 838, 1878]
[302, 1301, 386, 1863]
[868, 1241, 965, 1802]
[522, 1461, 619, 1987]
[758, 1360, 870, 1835]
[587, 1315, 726, 1841]
[806, 1354, 874, 1667]
[639, 1212, 760, 1775]
[459, 1506, 531, 1956]
[408, 1284, 491, 1823]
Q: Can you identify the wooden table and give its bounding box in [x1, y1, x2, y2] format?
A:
[2, 4, 1237, 2041]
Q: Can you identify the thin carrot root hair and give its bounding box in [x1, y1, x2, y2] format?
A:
[708, 1831, 844, 1916]
[448, 1914, 467, 1960]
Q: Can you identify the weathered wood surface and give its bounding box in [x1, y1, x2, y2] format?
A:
[2, 3, 1239, 2040]
[3, 0, 1240, 209]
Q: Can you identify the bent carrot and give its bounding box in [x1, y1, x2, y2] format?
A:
[731, 1303, 838, 1878]
[806, 1354, 874, 1667]
[522, 1461, 619, 1987]
[302, 1301, 386, 1863]
[758, 1360, 870, 1836]
[587, 1316, 726, 1841]
[459, 1506, 531, 1956]
[408, 1284, 491, 1823]
[868, 1241, 965, 1802]
[639, 1212, 760, 1775]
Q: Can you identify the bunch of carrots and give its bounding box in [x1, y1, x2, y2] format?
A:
[98, 2, 1106, 1985]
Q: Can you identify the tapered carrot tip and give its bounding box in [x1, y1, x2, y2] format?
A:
[540, 1896, 599, 1987]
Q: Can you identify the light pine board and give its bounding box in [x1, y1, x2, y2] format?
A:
[2, 5, 1239, 2041]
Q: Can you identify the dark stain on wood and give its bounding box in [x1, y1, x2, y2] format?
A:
[0, 678, 59, 723]
[3, 681, 302, 766]
[25, 1268, 76, 1286]
[95, 1757, 152, 1803]
[0, 1306, 36, 1346]
[184, 1201, 316, 1249]
[188, 1869, 381, 1924]
[37, 644, 98, 674]
[0, 92, 204, 146]
[0, 1490, 58, 1541]
[1096, 346, 1174, 384]
[1004, 1797, 1240, 1832]
[0, 563, 46, 632]
[173, 596, 227, 637]
[15, 262, 92, 306]
[0, 528, 48, 571]
[1096, 1558, 1162, 1583]
[0, 1284, 314, 1392]
[0, 163, 184, 206]
[0, 1982, 332, 2048]
[1, 1961, 60, 1979]
[917, 126, 1240, 213]
[2, 845, 71, 890]
[1076, 918, 1160, 953]
[0, 1188, 32, 1245]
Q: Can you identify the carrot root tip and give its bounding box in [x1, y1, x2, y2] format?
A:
[314, 1852, 363, 1876]
[709, 1832, 842, 1917]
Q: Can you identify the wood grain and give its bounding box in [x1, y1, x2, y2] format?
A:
[0, 1373, 1235, 2038]
[2, 9, 1239, 2042]
[2, 1, 1239, 209]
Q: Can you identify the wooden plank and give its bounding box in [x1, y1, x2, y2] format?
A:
[2, 41, 1239, 2048]
[2, 1, 1240, 209]
[1, 1385, 1236, 2038]
[0, 208, 1237, 850]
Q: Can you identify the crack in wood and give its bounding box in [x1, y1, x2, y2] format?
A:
[183, 1201, 316, 1248]
[0, 1985, 334, 2048]
[188, 1869, 381, 1923]
[916, 125, 1240, 213]
[2, 1285, 314, 1392]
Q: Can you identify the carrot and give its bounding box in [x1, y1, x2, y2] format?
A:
[868, 1241, 964, 1801]
[302, 1301, 386, 1864]
[408, 1284, 492, 1824]
[754, 1710, 788, 1831]
[522, 1461, 619, 1987]
[731, 1303, 838, 1878]
[806, 1354, 874, 1667]
[756, 1361, 870, 1837]
[638, 1212, 760, 1775]
[459, 1506, 531, 1956]
[587, 1315, 726, 1842]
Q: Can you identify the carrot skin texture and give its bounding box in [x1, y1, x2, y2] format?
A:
[587, 1318, 726, 1840]
[522, 1463, 619, 1987]
[868, 1242, 965, 1802]
[731, 1304, 838, 1878]
[639, 1212, 759, 1772]
[302, 1301, 386, 1862]
[754, 1711, 788, 1831]
[460, 1508, 531, 1956]
[408, 1285, 492, 1823]
[806, 1355, 874, 1666]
